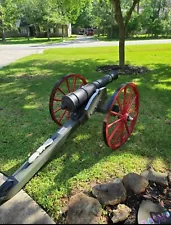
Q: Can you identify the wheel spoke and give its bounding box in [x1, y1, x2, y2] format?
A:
[57, 87, 66, 95]
[109, 122, 122, 142]
[113, 123, 123, 146]
[128, 107, 135, 114]
[127, 89, 133, 104]
[124, 121, 130, 135]
[65, 78, 71, 93]
[59, 110, 67, 123]
[108, 118, 122, 129]
[127, 96, 136, 112]
[117, 96, 123, 113]
[72, 76, 77, 91]
[123, 87, 127, 111]
[79, 81, 85, 88]
[111, 111, 123, 117]
[120, 122, 125, 145]
[53, 98, 62, 102]
[54, 107, 62, 113]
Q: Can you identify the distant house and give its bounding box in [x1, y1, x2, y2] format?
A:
[50, 24, 72, 37]
[0, 18, 72, 38]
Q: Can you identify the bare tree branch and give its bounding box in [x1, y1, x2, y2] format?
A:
[111, 0, 124, 29]
[124, 0, 140, 28]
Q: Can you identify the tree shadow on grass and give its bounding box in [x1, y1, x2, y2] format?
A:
[0, 59, 171, 171]
[0, 58, 171, 222]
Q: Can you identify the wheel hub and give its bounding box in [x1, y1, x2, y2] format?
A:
[123, 113, 129, 122]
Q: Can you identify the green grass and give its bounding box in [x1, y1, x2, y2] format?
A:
[95, 34, 171, 41]
[0, 44, 171, 222]
[0, 36, 76, 45]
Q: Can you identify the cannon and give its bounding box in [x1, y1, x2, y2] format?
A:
[0, 72, 139, 205]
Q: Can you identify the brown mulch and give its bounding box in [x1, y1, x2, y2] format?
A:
[96, 64, 150, 75]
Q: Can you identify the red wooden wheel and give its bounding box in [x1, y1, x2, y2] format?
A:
[103, 82, 140, 150]
[49, 74, 87, 126]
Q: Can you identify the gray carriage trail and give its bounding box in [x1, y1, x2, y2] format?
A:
[0, 173, 55, 224]
[1, 36, 171, 68]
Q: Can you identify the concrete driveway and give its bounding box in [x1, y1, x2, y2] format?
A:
[0, 47, 42, 68]
[1, 36, 171, 68]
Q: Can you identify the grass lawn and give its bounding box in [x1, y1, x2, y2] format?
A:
[95, 34, 171, 41]
[0, 36, 76, 45]
[0, 44, 171, 222]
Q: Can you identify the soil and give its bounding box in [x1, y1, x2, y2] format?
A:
[105, 180, 171, 224]
[96, 64, 150, 75]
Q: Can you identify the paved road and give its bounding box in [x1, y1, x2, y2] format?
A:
[0, 36, 171, 68]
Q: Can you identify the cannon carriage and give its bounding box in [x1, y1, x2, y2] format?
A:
[0, 72, 139, 205]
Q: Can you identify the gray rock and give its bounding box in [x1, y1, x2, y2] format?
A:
[141, 169, 168, 187]
[66, 192, 102, 224]
[122, 172, 149, 194]
[92, 179, 127, 206]
[111, 204, 132, 223]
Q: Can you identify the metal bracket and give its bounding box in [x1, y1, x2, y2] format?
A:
[84, 87, 107, 118]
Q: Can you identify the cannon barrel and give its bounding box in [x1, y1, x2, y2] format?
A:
[61, 72, 118, 112]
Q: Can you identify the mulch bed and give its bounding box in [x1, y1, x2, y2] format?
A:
[96, 64, 150, 75]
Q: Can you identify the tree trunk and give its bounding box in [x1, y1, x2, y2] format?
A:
[97, 27, 100, 37]
[111, 0, 140, 69]
[137, 1, 140, 14]
[1, 16, 5, 42]
[47, 28, 50, 41]
[119, 27, 125, 69]
[27, 26, 30, 41]
[2, 28, 5, 42]
[62, 25, 64, 38]
[111, 0, 125, 68]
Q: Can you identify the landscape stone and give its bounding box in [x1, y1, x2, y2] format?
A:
[111, 204, 132, 223]
[66, 192, 102, 224]
[92, 179, 127, 206]
[141, 169, 168, 187]
[122, 172, 149, 194]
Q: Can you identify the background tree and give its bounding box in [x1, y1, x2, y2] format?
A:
[91, 0, 115, 38]
[18, 0, 62, 40]
[74, 3, 93, 30]
[1, 0, 171, 42]
[126, 12, 142, 38]
[111, 0, 140, 69]
[0, 0, 21, 41]
[36, 0, 62, 41]
[140, 0, 171, 37]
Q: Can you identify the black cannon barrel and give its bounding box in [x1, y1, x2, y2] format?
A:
[61, 72, 118, 112]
